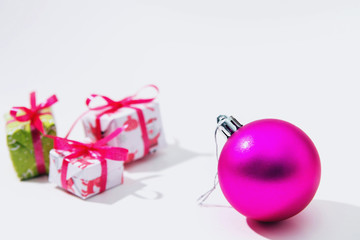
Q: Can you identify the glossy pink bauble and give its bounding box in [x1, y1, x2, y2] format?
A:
[218, 119, 321, 222]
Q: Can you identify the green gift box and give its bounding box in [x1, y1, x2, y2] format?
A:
[5, 92, 58, 180]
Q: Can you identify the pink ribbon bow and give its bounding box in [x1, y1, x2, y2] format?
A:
[85, 84, 159, 113]
[65, 85, 159, 159]
[9, 92, 58, 174]
[53, 127, 128, 193]
[10, 92, 58, 134]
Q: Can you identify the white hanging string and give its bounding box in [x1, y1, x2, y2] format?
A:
[197, 120, 225, 205]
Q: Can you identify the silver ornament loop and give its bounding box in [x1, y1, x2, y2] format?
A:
[197, 115, 242, 205]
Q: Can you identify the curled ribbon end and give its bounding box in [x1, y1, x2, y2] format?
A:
[30, 91, 36, 98]
[51, 95, 58, 104]
[30, 92, 37, 109]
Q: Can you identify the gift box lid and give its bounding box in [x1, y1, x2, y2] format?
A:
[5, 108, 56, 147]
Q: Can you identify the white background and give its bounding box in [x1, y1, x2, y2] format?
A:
[1, 1, 360, 239]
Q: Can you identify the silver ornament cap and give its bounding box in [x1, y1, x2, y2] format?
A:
[217, 115, 242, 138]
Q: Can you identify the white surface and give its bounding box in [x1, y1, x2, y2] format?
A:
[0, 1, 360, 239]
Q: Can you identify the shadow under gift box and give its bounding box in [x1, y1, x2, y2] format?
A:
[5, 111, 56, 180]
[82, 102, 166, 163]
[49, 149, 124, 199]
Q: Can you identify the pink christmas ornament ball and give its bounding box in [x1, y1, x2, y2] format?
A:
[218, 118, 321, 222]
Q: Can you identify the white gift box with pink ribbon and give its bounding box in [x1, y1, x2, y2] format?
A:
[81, 102, 166, 163]
[49, 149, 124, 199]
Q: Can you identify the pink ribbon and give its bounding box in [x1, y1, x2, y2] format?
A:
[52, 127, 128, 193]
[65, 85, 159, 158]
[9, 92, 58, 174]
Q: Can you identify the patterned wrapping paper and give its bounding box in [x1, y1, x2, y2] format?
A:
[5, 111, 56, 180]
[49, 149, 124, 199]
[82, 102, 166, 163]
